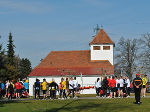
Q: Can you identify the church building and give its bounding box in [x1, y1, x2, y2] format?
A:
[28, 28, 115, 96]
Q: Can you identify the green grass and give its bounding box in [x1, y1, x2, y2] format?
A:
[0, 98, 150, 112]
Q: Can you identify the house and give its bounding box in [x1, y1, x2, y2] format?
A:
[28, 28, 115, 96]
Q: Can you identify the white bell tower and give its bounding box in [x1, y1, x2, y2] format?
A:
[90, 28, 114, 65]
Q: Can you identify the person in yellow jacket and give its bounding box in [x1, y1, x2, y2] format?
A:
[62, 78, 67, 99]
[49, 80, 52, 99]
[142, 75, 147, 97]
[42, 79, 47, 99]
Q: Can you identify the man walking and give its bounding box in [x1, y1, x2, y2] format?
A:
[133, 73, 143, 105]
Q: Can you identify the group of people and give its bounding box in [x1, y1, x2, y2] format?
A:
[0, 74, 148, 103]
[95, 76, 132, 98]
[34, 77, 79, 99]
[0, 78, 29, 100]
[95, 74, 148, 104]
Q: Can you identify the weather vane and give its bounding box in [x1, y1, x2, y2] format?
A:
[94, 24, 101, 34]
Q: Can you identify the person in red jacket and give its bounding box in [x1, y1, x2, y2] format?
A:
[15, 81, 21, 98]
[110, 76, 116, 98]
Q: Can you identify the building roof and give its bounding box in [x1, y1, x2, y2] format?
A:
[90, 28, 114, 45]
[29, 50, 114, 76]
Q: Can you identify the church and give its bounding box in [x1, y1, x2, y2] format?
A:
[28, 28, 115, 96]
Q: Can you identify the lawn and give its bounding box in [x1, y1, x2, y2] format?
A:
[0, 98, 150, 112]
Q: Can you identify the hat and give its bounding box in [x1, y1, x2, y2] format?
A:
[136, 73, 140, 76]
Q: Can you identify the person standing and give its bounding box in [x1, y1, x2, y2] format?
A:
[23, 80, 29, 96]
[67, 77, 74, 98]
[133, 73, 143, 105]
[142, 75, 147, 97]
[126, 77, 131, 97]
[15, 80, 21, 98]
[73, 77, 78, 98]
[8, 82, 14, 100]
[5, 80, 10, 98]
[34, 79, 40, 99]
[115, 76, 120, 97]
[49, 79, 58, 99]
[42, 79, 47, 99]
[1, 81, 5, 98]
[110, 76, 116, 98]
[58, 79, 63, 99]
[62, 78, 67, 99]
[119, 76, 124, 97]
[102, 76, 109, 98]
[66, 78, 69, 95]
[95, 78, 100, 97]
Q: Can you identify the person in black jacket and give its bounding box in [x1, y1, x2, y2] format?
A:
[49, 79, 58, 99]
[102, 76, 109, 97]
[34, 79, 40, 99]
[8, 82, 14, 100]
[133, 73, 143, 105]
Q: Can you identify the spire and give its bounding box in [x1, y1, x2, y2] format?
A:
[90, 28, 114, 45]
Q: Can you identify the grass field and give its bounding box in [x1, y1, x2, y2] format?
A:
[0, 98, 150, 112]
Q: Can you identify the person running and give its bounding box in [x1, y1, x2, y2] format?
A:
[49, 79, 58, 99]
[95, 78, 100, 97]
[67, 77, 74, 98]
[110, 76, 116, 98]
[133, 73, 143, 105]
[102, 76, 109, 98]
[23, 80, 29, 96]
[119, 76, 124, 97]
[42, 79, 47, 99]
[8, 82, 14, 100]
[34, 79, 40, 99]
[73, 77, 78, 98]
[126, 77, 130, 97]
[142, 75, 147, 97]
[15, 80, 21, 98]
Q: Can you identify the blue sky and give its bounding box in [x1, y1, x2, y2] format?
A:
[0, 0, 150, 68]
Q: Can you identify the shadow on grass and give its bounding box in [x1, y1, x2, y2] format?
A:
[42, 99, 133, 112]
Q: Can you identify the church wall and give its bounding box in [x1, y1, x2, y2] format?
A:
[29, 75, 103, 96]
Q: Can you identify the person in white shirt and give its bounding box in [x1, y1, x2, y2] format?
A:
[126, 76, 130, 97]
[119, 76, 124, 97]
[95, 78, 101, 97]
[73, 77, 78, 98]
[115, 76, 120, 97]
[67, 77, 74, 98]
[5, 80, 10, 98]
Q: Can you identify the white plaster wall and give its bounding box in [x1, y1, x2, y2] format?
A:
[29, 76, 102, 96]
[90, 44, 114, 65]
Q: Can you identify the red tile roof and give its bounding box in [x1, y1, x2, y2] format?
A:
[90, 28, 114, 45]
[29, 50, 114, 76]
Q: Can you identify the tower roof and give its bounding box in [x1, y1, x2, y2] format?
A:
[90, 28, 114, 45]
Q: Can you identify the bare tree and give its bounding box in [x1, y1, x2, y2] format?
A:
[115, 37, 141, 80]
[140, 33, 150, 73]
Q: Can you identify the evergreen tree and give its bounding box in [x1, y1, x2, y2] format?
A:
[7, 32, 15, 65]
[20, 58, 32, 79]
[0, 36, 7, 81]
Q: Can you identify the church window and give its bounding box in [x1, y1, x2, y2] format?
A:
[103, 46, 110, 50]
[93, 46, 100, 50]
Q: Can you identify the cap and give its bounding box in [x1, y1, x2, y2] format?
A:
[136, 73, 140, 76]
